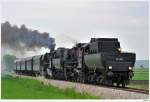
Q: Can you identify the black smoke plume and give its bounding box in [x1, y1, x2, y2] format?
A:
[1, 21, 55, 54]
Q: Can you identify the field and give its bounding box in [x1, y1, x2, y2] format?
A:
[132, 68, 149, 80]
[127, 68, 149, 90]
[128, 83, 149, 90]
[1, 75, 99, 99]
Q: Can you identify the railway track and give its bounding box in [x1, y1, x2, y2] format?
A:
[13, 74, 149, 95]
[89, 84, 149, 95]
[61, 80, 149, 95]
[44, 78, 149, 95]
[84, 84, 149, 95]
[88, 84, 149, 95]
[122, 87, 149, 95]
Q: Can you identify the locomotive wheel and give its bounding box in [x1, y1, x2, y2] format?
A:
[77, 74, 82, 83]
[77, 76, 80, 82]
[117, 82, 120, 87]
[121, 81, 125, 88]
[121, 83, 125, 88]
[81, 79, 84, 83]
[81, 72, 87, 83]
[78, 74, 85, 83]
[40, 68, 45, 77]
[43, 71, 47, 78]
[42, 68, 49, 79]
[81, 77, 86, 83]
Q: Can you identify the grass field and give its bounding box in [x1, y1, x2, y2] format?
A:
[132, 68, 149, 80]
[128, 83, 149, 90]
[1, 75, 99, 99]
[128, 68, 149, 90]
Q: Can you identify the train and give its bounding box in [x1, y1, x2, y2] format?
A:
[14, 38, 136, 87]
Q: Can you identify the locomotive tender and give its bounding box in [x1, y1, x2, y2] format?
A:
[14, 38, 136, 87]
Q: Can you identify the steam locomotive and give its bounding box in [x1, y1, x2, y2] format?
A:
[14, 38, 136, 87]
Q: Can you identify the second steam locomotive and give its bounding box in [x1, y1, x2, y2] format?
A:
[14, 38, 136, 87]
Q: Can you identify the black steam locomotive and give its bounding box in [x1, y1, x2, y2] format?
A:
[14, 38, 136, 87]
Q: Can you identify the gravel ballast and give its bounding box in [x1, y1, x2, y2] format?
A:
[14, 75, 149, 99]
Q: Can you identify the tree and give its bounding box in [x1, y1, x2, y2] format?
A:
[2, 54, 16, 72]
[140, 65, 144, 68]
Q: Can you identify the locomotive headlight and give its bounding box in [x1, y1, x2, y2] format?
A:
[118, 48, 122, 52]
[129, 66, 132, 70]
[108, 66, 112, 70]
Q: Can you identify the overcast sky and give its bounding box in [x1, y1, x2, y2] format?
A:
[1, 0, 149, 60]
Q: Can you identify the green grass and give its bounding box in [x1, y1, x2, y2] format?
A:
[132, 68, 149, 80]
[129, 68, 149, 90]
[128, 83, 149, 90]
[1, 75, 99, 99]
